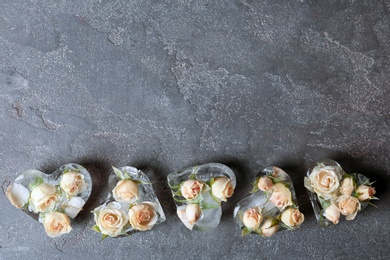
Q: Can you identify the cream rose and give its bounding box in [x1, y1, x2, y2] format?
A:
[339, 177, 354, 196]
[242, 207, 263, 230]
[356, 185, 376, 201]
[60, 171, 86, 196]
[211, 177, 234, 202]
[324, 204, 340, 224]
[260, 218, 279, 237]
[95, 202, 128, 237]
[269, 183, 293, 210]
[181, 179, 205, 200]
[336, 195, 361, 220]
[6, 183, 30, 209]
[43, 212, 72, 238]
[280, 207, 304, 227]
[307, 165, 341, 199]
[258, 176, 273, 191]
[30, 183, 60, 213]
[112, 179, 139, 203]
[186, 204, 202, 225]
[128, 202, 158, 231]
[177, 204, 203, 230]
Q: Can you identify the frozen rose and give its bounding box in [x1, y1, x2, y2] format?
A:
[339, 177, 354, 196]
[260, 218, 279, 237]
[269, 183, 293, 210]
[336, 195, 361, 220]
[280, 207, 304, 227]
[258, 176, 273, 191]
[30, 183, 59, 213]
[181, 179, 205, 200]
[6, 183, 30, 209]
[95, 202, 128, 237]
[324, 204, 340, 224]
[112, 179, 138, 203]
[356, 185, 376, 201]
[185, 204, 202, 225]
[242, 207, 263, 230]
[128, 202, 158, 231]
[307, 165, 341, 199]
[43, 212, 72, 238]
[60, 171, 86, 196]
[211, 177, 234, 202]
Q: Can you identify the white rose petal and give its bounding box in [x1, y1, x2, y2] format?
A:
[6, 183, 30, 209]
[65, 197, 86, 219]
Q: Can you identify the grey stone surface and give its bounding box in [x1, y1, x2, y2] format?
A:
[1, 0, 389, 259]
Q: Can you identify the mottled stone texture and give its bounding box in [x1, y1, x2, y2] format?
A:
[0, 1, 389, 259]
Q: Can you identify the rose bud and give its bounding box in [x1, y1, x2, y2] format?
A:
[339, 177, 354, 196]
[177, 204, 203, 230]
[112, 179, 139, 203]
[6, 183, 30, 209]
[43, 212, 72, 238]
[181, 179, 205, 200]
[260, 218, 279, 237]
[336, 195, 361, 220]
[242, 207, 263, 230]
[356, 185, 376, 201]
[281, 207, 304, 227]
[324, 204, 340, 224]
[269, 183, 293, 210]
[186, 204, 202, 225]
[128, 202, 158, 231]
[211, 177, 234, 202]
[30, 183, 60, 213]
[60, 171, 87, 196]
[257, 176, 273, 191]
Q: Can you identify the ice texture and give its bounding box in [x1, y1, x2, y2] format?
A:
[167, 163, 236, 231]
[10, 163, 92, 221]
[306, 158, 374, 226]
[102, 166, 165, 235]
[234, 166, 300, 234]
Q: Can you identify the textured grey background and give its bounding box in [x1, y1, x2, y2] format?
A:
[1, 0, 390, 259]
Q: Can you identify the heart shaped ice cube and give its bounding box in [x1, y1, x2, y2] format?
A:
[304, 158, 377, 226]
[168, 163, 236, 231]
[6, 163, 92, 238]
[91, 166, 166, 239]
[234, 166, 304, 237]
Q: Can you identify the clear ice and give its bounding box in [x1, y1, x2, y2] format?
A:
[167, 163, 236, 231]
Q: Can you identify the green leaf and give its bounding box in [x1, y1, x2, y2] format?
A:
[241, 227, 252, 237]
[209, 178, 215, 187]
[28, 176, 44, 190]
[173, 197, 188, 203]
[122, 169, 131, 180]
[253, 228, 263, 236]
[92, 225, 101, 233]
[250, 177, 260, 194]
[318, 196, 331, 209]
[200, 202, 219, 210]
[174, 189, 183, 196]
[112, 166, 125, 180]
[133, 180, 151, 185]
[101, 234, 108, 241]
